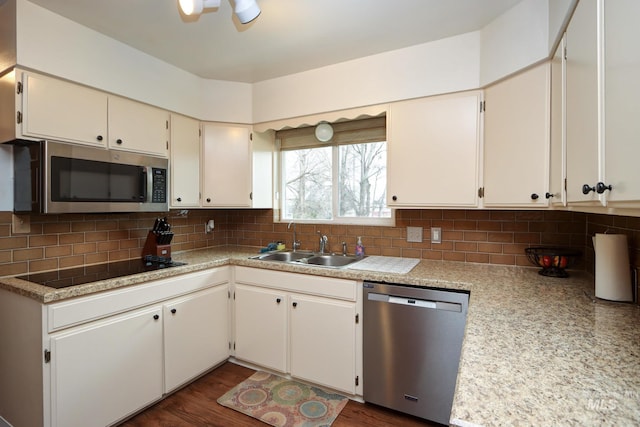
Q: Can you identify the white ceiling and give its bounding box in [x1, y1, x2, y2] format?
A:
[27, 0, 523, 83]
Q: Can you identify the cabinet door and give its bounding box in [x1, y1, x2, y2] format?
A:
[234, 284, 287, 372]
[565, 0, 602, 205]
[483, 63, 550, 207]
[108, 96, 169, 157]
[202, 123, 252, 207]
[164, 285, 229, 392]
[21, 72, 107, 147]
[170, 114, 201, 207]
[49, 305, 163, 427]
[289, 294, 356, 394]
[603, 0, 640, 205]
[251, 130, 274, 208]
[549, 35, 567, 206]
[387, 92, 481, 207]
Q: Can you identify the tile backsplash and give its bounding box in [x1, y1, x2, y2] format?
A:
[1, 208, 638, 276]
[0, 210, 229, 276]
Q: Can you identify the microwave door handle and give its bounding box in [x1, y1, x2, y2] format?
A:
[140, 167, 148, 201]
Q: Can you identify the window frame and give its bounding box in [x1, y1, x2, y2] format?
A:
[277, 139, 394, 226]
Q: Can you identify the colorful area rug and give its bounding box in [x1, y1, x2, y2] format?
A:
[217, 371, 348, 427]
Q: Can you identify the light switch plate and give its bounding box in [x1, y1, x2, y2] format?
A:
[431, 227, 442, 244]
[406, 226, 423, 243]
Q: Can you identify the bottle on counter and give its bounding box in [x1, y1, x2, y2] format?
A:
[355, 236, 365, 257]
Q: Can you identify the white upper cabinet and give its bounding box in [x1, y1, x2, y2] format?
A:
[3, 70, 170, 158]
[601, 0, 640, 206]
[564, 0, 640, 208]
[201, 122, 252, 207]
[108, 95, 169, 157]
[251, 130, 274, 209]
[483, 62, 551, 207]
[565, 0, 602, 205]
[170, 114, 201, 208]
[18, 71, 108, 147]
[387, 91, 482, 208]
[549, 35, 567, 206]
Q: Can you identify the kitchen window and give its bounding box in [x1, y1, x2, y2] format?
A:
[277, 117, 392, 225]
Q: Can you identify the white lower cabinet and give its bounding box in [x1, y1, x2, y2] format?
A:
[289, 293, 356, 393]
[50, 305, 164, 427]
[41, 268, 230, 427]
[234, 284, 288, 372]
[163, 286, 230, 393]
[233, 267, 359, 395]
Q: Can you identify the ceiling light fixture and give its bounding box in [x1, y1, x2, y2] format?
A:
[315, 122, 334, 142]
[178, 0, 220, 16]
[178, 0, 260, 24]
[234, 0, 261, 24]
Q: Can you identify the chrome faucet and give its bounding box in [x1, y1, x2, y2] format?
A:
[288, 221, 301, 251]
[317, 231, 328, 254]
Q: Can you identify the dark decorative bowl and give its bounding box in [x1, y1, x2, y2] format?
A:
[524, 247, 582, 278]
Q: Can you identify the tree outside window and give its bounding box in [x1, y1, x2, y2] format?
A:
[282, 141, 390, 222]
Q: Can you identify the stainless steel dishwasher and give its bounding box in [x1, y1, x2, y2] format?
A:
[363, 281, 469, 425]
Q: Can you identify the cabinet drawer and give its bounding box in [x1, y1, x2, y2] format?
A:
[234, 267, 357, 301]
[47, 267, 229, 332]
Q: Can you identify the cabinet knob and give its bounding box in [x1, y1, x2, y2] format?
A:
[171, 308, 177, 314]
[582, 184, 596, 195]
[292, 302, 298, 308]
[176, 197, 182, 202]
[153, 314, 160, 320]
[596, 182, 612, 194]
[545, 192, 554, 199]
[96, 135, 103, 141]
[392, 195, 398, 201]
[276, 298, 281, 304]
[530, 193, 539, 200]
[116, 138, 123, 145]
[206, 198, 211, 203]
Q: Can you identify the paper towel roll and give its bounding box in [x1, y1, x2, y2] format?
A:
[594, 233, 633, 302]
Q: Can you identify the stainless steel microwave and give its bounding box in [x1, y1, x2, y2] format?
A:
[12, 140, 168, 214]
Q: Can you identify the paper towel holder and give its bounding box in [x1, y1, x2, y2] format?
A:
[593, 233, 633, 302]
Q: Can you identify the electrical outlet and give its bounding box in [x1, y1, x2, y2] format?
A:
[406, 226, 423, 243]
[431, 227, 442, 244]
[12, 214, 30, 234]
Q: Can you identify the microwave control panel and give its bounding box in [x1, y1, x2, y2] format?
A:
[151, 168, 167, 203]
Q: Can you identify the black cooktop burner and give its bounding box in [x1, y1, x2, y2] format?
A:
[16, 256, 187, 289]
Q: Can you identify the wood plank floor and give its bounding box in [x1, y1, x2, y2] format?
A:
[118, 362, 439, 427]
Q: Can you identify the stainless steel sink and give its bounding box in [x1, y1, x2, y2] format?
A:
[300, 254, 363, 267]
[251, 251, 314, 262]
[249, 251, 364, 268]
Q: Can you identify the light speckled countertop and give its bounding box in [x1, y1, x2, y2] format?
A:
[1, 246, 638, 426]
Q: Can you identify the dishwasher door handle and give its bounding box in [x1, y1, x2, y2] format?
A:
[368, 292, 462, 312]
[388, 296, 436, 308]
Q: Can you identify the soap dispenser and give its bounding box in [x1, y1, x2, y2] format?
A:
[355, 236, 365, 257]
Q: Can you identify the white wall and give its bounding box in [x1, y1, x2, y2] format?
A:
[14, 0, 252, 124]
[8, 0, 578, 125]
[480, 0, 550, 85]
[253, 32, 481, 124]
[548, 0, 577, 52]
[0, 0, 16, 73]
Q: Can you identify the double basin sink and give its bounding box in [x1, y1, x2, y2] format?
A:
[249, 250, 364, 268]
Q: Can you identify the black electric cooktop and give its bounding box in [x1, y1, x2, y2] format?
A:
[16, 256, 187, 289]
